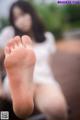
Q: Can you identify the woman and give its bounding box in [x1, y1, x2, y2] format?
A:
[0, 1, 68, 120]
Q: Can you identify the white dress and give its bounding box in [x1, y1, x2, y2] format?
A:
[0, 26, 59, 97]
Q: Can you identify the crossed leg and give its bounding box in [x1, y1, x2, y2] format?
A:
[35, 84, 68, 120]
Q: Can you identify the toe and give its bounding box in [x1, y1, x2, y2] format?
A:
[6, 38, 16, 53]
[21, 35, 32, 47]
[4, 46, 11, 56]
[7, 36, 21, 52]
[14, 36, 21, 46]
[14, 36, 22, 49]
[7, 38, 15, 48]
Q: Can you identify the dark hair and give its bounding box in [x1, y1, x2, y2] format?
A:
[9, 0, 46, 43]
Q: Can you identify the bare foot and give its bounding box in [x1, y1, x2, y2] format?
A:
[4, 35, 36, 118]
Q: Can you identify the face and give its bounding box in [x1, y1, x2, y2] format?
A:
[13, 6, 32, 32]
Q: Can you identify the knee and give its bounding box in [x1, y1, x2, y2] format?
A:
[42, 96, 68, 119]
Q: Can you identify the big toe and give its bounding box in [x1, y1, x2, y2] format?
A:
[21, 35, 32, 47]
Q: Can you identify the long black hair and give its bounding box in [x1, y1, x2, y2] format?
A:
[9, 0, 46, 43]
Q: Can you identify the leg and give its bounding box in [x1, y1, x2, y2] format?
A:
[34, 84, 68, 120]
[4, 36, 36, 118]
[0, 98, 25, 120]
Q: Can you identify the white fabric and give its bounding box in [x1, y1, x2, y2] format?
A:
[0, 26, 14, 48]
[0, 26, 58, 96]
[3, 76, 11, 98]
[33, 32, 57, 84]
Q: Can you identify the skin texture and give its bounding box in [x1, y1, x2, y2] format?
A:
[4, 35, 35, 118]
[4, 35, 68, 120]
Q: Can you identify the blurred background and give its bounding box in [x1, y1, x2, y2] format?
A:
[0, 0, 80, 120]
[0, 0, 80, 40]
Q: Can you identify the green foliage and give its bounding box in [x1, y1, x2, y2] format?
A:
[35, 4, 80, 39]
[0, 18, 9, 31]
[64, 5, 80, 22]
[63, 5, 80, 30]
[35, 4, 65, 39]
